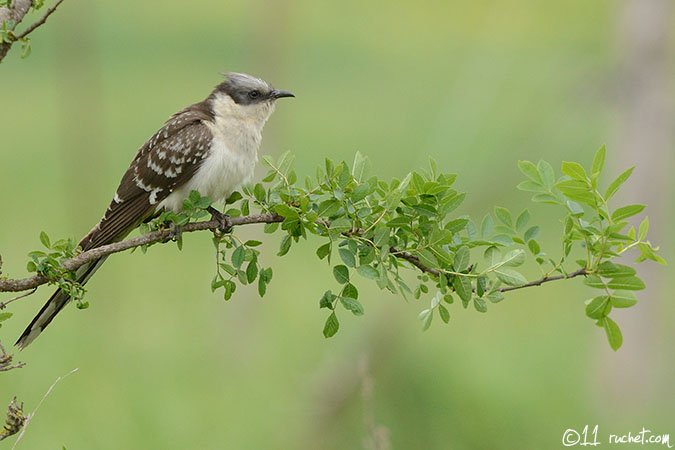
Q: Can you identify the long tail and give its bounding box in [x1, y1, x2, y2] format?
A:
[15, 257, 107, 349]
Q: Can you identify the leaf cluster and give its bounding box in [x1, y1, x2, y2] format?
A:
[11, 147, 664, 350]
[25, 232, 88, 308]
[517, 146, 664, 349]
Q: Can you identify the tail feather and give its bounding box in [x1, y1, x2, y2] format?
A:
[15, 257, 107, 349]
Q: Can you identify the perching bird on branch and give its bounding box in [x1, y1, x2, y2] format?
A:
[15, 72, 294, 349]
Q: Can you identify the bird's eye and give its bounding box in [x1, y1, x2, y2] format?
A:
[248, 90, 260, 99]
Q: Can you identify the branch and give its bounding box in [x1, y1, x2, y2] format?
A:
[0, 213, 283, 294]
[13, 0, 63, 40]
[0, 0, 64, 62]
[1, 210, 589, 303]
[499, 268, 588, 292]
[393, 249, 588, 292]
[0, 341, 24, 373]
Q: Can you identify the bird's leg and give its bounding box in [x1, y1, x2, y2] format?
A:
[208, 206, 232, 234]
[166, 221, 183, 242]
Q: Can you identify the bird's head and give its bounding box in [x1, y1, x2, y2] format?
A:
[211, 72, 294, 125]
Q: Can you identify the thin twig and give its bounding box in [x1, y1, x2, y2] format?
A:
[11, 368, 78, 449]
[391, 249, 441, 276]
[14, 0, 64, 40]
[0, 288, 37, 309]
[498, 267, 588, 293]
[0, 341, 25, 372]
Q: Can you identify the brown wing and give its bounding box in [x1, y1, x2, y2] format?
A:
[80, 107, 214, 250]
[16, 104, 215, 349]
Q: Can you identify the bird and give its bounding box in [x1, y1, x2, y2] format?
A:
[15, 72, 294, 349]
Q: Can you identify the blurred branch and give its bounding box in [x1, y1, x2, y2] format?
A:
[0, 397, 26, 442]
[0, 0, 65, 62]
[1, 212, 588, 299]
[0, 341, 24, 372]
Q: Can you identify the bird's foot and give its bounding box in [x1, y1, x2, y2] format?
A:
[208, 206, 232, 234]
[166, 222, 183, 242]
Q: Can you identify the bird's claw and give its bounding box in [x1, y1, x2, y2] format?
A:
[167, 222, 183, 242]
[208, 206, 232, 234]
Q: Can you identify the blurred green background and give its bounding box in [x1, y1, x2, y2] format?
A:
[1, 0, 674, 448]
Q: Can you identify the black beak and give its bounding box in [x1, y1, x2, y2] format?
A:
[271, 89, 295, 99]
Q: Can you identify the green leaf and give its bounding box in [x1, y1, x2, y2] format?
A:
[231, 246, 246, 268]
[502, 249, 525, 267]
[357, 265, 379, 280]
[537, 160, 556, 188]
[454, 246, 470, 272]
[494, 268, 527, 286]
[602, 316, 623, 351]
[517, 180, 545, 193]
[453, 276, 472, 302]
[561, 161, 588, 182]
[636, 242, 667, 265]
[480, 214, 494, 239]
[611, 204, 645, 222]
[605, 166, 634, 200]
[445, 218, 468, 233]
[339, 248, 356, 268]
[323, 312, 340, 338]
[330, 217, 352, 233]
[340, 297, 364, 316]
[333, 265, 350, 284]
[342, 282, 358, 299]
[591, 145, 606, 176]
[418, 308, 433, 331]
[555, 180, 595, 205]
[352, 151, 371, 182]
[246, 261, 258, 284]
[485, 291, 504, 303]
[40, 231, 50, 248]
[597, 262, 636, 279]
[484, 246, 501, 267]
[473, 297, 487, 313]
[638, 217, 649, 241]
[317, 199, 341, 217]
[606, 276, 645, 291]
[319, 290, 336, 309]
[0, 312, 13, 325]
[518, 160, 542, 183]
[278, 235, 292, 256]
[373, 227, 390, 247]
[494, 207, 513, 228]
[583, 275, 605, 289]
[253, 183, 266, 202]
[527, 239, 541, 255]
[273, 204, 299, 219]
[585, 296, 610, 319]
[258, 268, 271, 297]
[524, 226, 540, 242]
[438, 304, 450, 323]
[610, 291, 638, 308]
[515, 209, 530, 231]
[316, 242, 331, 260]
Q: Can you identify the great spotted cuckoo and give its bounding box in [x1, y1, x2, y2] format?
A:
[16, 72, 294, 348]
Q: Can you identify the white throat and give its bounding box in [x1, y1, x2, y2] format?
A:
[157, 93, 274, 212]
